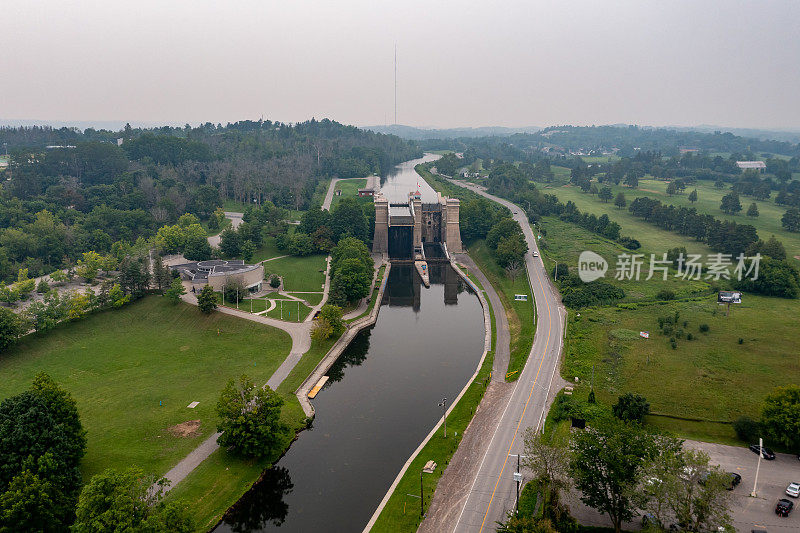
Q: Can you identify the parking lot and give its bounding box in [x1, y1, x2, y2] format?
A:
[684, 440, 800, 532]
[566, 439, 800, 531]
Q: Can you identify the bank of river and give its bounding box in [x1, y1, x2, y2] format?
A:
[212, 155, 486, 532]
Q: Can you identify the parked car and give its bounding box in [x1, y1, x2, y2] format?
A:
[533, 251, 539, 257]
[750, 444, 776, 460]
[641, 513, 662, 529]
[728, 472, 742, 490]
[786, 482, 800, 498]
[776, 498, 794, 517]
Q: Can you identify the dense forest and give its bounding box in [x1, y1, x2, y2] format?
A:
[0, 119, 419, 282]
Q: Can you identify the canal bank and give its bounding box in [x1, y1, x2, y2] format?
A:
[209, 154, 488, 533]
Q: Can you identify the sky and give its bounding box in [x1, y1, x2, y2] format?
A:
[2, 0, 799, 130]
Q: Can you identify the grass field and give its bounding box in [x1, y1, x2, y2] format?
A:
[580, 155, 621, 164]
[165, 336, 338, 530]
[0, 296, 293, 480]
[538, 216, 710, 302]
[251, 237, 284, 263]
[262, 254, 327, 292]
[468, 240, 534, 380]
[545, 179, 800, 261]
[563, 295, 800, 444]
[330, 178, 368, 209]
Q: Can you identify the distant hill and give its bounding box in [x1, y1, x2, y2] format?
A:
[363, 124, 541, 140]
[666, 125, 800, 144]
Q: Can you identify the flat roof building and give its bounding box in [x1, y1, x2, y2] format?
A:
[170, 259, 263, 292]
[736, 161, 766, 171]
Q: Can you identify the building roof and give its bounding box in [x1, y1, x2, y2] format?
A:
[736, 161, 766, 169]
[170, 259, 260, 282]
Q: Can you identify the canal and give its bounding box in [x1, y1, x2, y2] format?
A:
[213, 155, 484, 532]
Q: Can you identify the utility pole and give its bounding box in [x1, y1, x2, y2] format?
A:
[751, 437, 763, 497]
[420, 470, 424, 517]
[509, 454, 526, 512]
[438, 398, 447, 437]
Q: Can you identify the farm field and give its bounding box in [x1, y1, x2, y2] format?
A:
[564, 294, 800, 445]
[545, 178, 800, 261]
[0, 296, 293, 480]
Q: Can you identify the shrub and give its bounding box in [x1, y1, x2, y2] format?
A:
[269, 274, 280, 288]
[738, 338, 744, 344]
[733, 416, 761, 443]
[612, 393, 650, 423]
[655, 289, 675, 301]
[699, 323, 709, 333]
[687, 333, 694, 341]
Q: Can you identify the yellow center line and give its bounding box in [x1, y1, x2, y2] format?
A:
[478, 250, 554, 532]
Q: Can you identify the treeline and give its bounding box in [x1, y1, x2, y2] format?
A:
[628, 197, 758, 255]
[0, 119, 417, 282]
[290, 198, 373, 255]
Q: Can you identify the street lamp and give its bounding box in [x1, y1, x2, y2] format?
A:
[438, 397, 447, 438]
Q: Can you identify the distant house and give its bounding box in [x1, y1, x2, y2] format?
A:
[736, 161, 766, 172]
[358, 188, 374, 197]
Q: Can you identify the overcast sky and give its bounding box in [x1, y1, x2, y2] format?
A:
[2, 0, 799, 130]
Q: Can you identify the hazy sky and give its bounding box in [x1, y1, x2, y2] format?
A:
[2, 0, 799, 129]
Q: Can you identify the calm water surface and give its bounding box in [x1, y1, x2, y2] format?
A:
[213, 155, 482, 533]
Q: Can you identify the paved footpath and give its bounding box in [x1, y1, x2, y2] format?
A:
[161, 290, 312, 491]
[207, 211, 243, 248]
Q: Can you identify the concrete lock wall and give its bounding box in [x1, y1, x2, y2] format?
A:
[445, 198, 463, 253]
[207, 264, 264, 291]
[373, 195, 389, 254]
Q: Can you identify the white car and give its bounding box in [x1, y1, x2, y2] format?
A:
[533, 251, 539, 257]
[787, 482, 800, 498]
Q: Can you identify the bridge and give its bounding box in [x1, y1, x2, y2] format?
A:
[372, 189, 463, 263]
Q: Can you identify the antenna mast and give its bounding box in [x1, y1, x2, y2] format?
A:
[394, 44, 397, 125]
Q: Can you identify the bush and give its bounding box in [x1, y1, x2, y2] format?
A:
[699, 323, 709, 333]
[738, 338, 744, 345]
[686, 333, 694, 341]
[612, 392, 650, 423]
[655, 289, 675, 301]
[36, 279, 50, 293]
[269, 275, 280, 288]
[733, 416, 761, 443]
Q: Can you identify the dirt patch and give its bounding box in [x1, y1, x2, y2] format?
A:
[794, 255, 800, 261]
[167, 419, 201, 438]
[179, 345, 189, 351]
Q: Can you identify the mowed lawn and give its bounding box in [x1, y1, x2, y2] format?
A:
[564, 295, 800, 444]
[547, 179, 800, 261]
[0, 296, 292, 480]
[330, 178, 368, 209]
[262, 254, 327, 292]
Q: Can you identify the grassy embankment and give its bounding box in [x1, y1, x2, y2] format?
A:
[166, 336, 338, 531]
[370, 268, 496, 533]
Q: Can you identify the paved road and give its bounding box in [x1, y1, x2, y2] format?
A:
[445, 179, 566, 532]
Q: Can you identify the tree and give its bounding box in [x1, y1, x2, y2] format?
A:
[598, 186, 613, 203]
[216, 375, 290, 458]
[666, 181, 678, 196]
[312, 304, 345, 341]
[614, 192, 626, 209]
[330, 198, 368, 242]
[241, 240, 256, 262]
[0, 307, 24, 350]
[720, 192, 742, 215]
[522, 427, 570, 508]
[219, 227, 241, 257]
[330, 257, 371, 304]
[570, 418, 659, 533]
[197, 285, 217, 314]
[0, 374, 86, 530]
[73, 467, 193, 533]
[164, 278, 186, 304]
[36, 279, 50, 294]
[746, 202, 759, 218]
[624, 173, 639, 188]
[495, 234, 528, 268]
[0, 454, 61, 532]
[688, 189, 698, 203]
[612, 393, 650, 423]
[108, 283, 130, 308]
[504, 259, 521, 282]
[782, 207, 800, 232]
[760, 385, 800, 452]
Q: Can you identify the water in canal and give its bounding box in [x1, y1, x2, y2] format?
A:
[213, 156, 484, 532]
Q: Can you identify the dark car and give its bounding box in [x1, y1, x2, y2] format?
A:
[728, 472, 742, 490]
[750, 444, 776, 460]
[776, 498, 794, 517]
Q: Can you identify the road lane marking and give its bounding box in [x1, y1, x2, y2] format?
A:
[478, 242, 555, 532]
